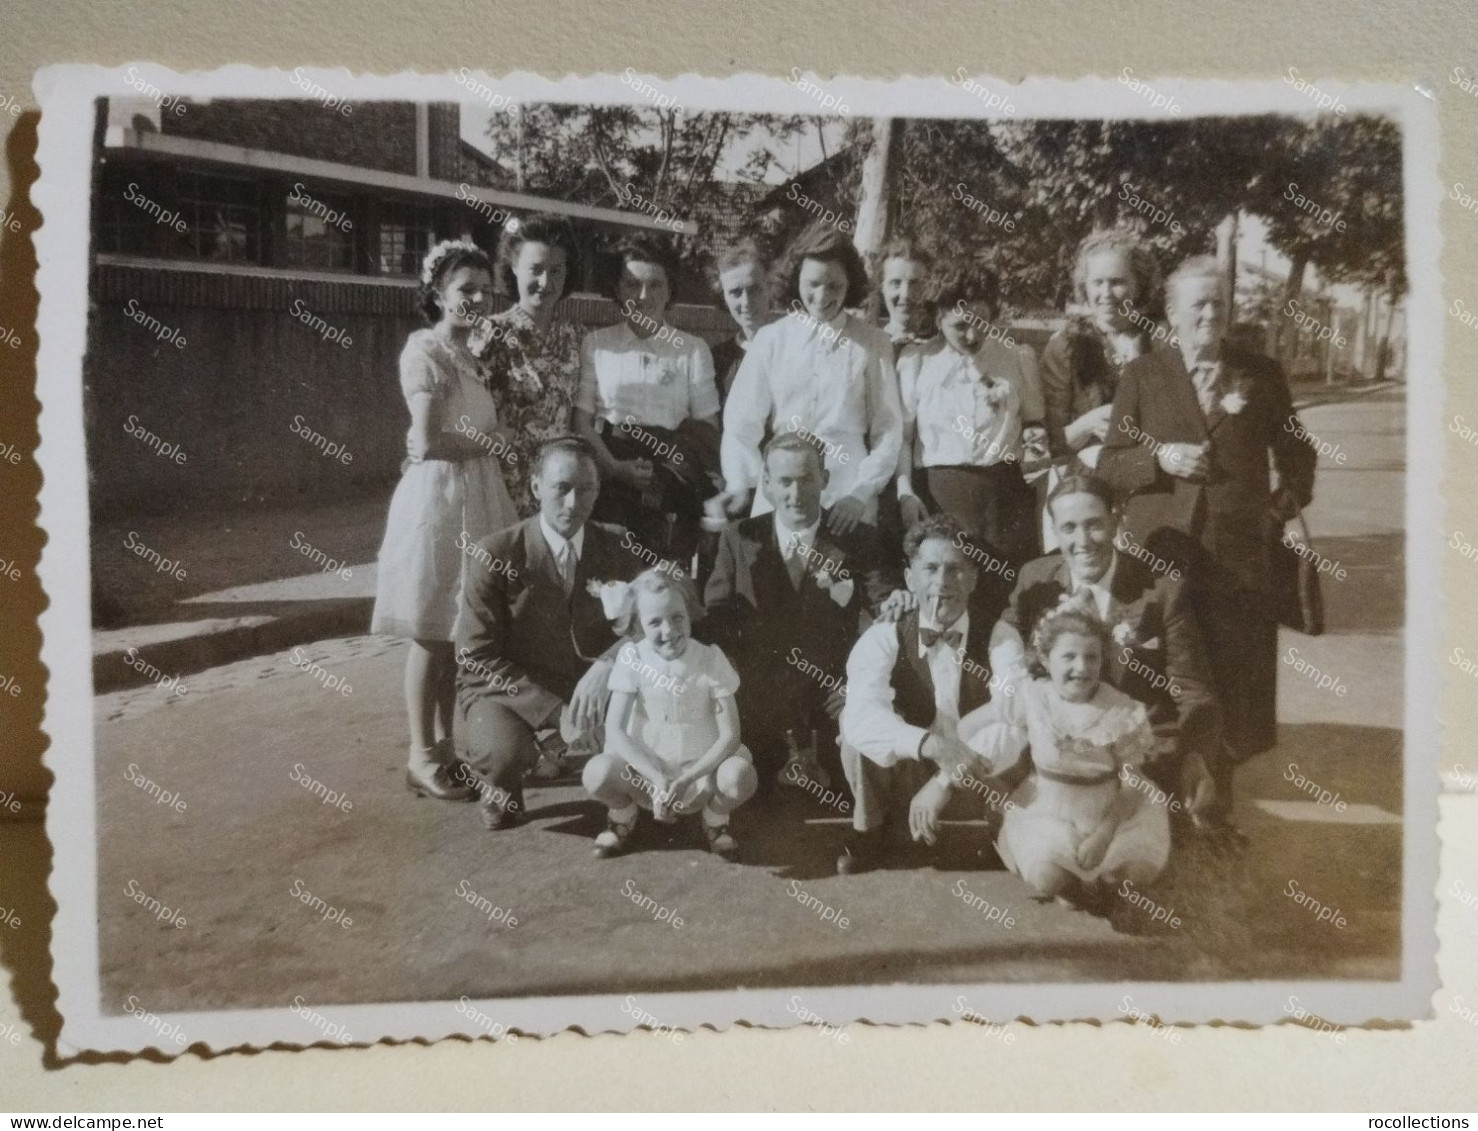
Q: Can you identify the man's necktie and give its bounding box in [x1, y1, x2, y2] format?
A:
[557, 543, 575, 595]
[919, 627, 963, 650]
[1190, 362, 1221, 415]
[786, 541, 808, 590]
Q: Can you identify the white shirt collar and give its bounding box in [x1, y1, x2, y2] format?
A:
[774, 512, 822, 558]
[539, 514, 585, 562]
[1179, 343, 1222, 372]
[1071, 552, 1119, 617]
[918, 610, 970, 657]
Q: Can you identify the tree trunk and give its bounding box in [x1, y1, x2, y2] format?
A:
[852, 117, 893, 264]
[1216, 211, 1239, 312]
[1273, 247, 1310, 367]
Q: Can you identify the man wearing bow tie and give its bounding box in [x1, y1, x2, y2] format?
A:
[1099, 256, 1317, 789]
[703, 431, 899, 793]
[836, 513, 1015, 874]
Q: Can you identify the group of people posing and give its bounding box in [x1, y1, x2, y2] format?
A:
[368, 212, 1318, 904]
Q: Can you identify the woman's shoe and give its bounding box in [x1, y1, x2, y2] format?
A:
[593, 814, 638, 858]
[405, 761, 476, 802]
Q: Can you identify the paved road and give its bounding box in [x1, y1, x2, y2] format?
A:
[91, 390, 1405, 1016]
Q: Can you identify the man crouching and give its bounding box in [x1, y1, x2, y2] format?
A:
[836, 513, 1018, 874]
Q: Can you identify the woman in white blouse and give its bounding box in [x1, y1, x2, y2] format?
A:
[896, 265, 1046, 566]
[718, 224, 903, 537]
[574, 234, 721, 564]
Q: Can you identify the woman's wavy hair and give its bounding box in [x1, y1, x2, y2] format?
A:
[607, 233, 682, 303]
[495, 212, 581, 304]
[419, 242, 494, 324]
[874, 236, 938, 329]
[1070, 227, 1165, 322]
[779, 221, 871, 310]
[928, 262, 1003, 326]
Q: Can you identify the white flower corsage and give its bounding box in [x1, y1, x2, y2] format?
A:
[1221, 389, 1248, 415]
[1110, 621, 1137, 648]
[981, 379, 1012, 409]
[586, 579, 634, 622]
[814, 570, 855, 608]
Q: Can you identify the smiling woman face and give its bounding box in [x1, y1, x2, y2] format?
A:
[881, 255, 925, 328]
[796, 257, 849, 323]
[438, 265, 493, 331]
[512, 240, 568, 316]
[1081, 248, 1139, 333]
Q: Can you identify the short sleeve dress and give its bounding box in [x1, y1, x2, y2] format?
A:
[370, 328, 519, 640]
[608, 638, 752, 807]
[992, 677, 1170, 884]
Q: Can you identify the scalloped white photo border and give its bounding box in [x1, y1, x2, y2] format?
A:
[32, 63, 1443, 1055]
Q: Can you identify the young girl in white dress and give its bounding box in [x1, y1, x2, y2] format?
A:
[370, 240, 519, 801]
[580, 569, 758, 861]
[965, 596, 1170, 903]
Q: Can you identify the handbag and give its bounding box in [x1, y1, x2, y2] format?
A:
[1271, 508, 1325, 636]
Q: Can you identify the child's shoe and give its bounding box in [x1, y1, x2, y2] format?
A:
[703, 822, 740, 862]
[593, 809, 638, 858]
[530, 730, 570, 781]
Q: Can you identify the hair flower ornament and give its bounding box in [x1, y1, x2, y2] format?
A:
[586, 578, 635, 622]
[1221, 389, 1248, 415]
[420, 238, 483, 286]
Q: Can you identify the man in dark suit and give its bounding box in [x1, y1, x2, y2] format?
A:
[455, 436, 645, 829]
[1099, 256, 1317, 779]
[836, 514, 1015, 874]
[996, 472, 1223, 821]
[702, 431, 900, 792]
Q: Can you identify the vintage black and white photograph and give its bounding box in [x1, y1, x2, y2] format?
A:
[33, 66, 1438, 1051]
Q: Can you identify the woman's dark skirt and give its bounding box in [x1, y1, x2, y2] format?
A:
[920, 461, 1040, 568]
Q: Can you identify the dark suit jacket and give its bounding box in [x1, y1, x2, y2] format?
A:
[1000, 550, 1221, 763]
[455, 517, 644, 724]
[700, 510, 898, 701]
[1097, 344, 1317, 593]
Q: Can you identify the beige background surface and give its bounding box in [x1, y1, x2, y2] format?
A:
[1, 0, 1475, 1111]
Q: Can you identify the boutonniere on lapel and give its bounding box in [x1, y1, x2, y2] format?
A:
[1220, 386, 1249, 415]
[813, 567, 855, 608]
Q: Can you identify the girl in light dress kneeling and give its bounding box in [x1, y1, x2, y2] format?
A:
[964, 595, 1170, 904]
[581, 569, 758, 861]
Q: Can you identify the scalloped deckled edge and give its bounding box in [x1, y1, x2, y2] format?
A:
[33, 63, 1443, 1058]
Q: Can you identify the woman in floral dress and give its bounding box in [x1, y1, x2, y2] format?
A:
[474, 213, 586, 516]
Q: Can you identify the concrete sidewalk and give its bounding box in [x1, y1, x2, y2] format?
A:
[92, 495, 388, 693]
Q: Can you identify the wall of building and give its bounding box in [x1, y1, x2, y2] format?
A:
[162, 98, 464, 179]
[86, 262, 738, 517]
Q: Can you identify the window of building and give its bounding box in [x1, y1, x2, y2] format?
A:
[284, 184, 357, 271]
[97, 165, 197, 260]
[376, 206, 436, 276]
[175, 172, 264, 264]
